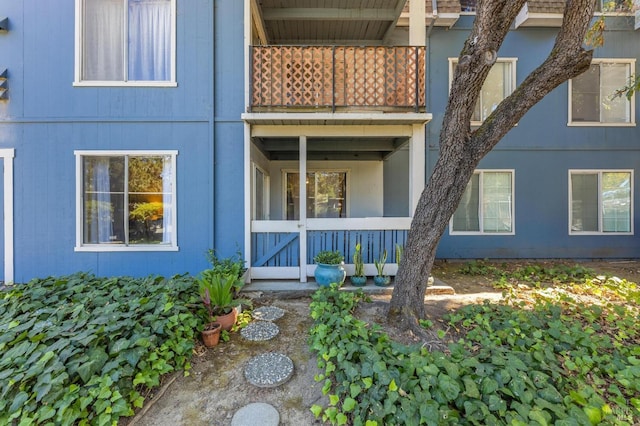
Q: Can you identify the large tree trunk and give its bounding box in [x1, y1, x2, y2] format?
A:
[389, 0, 596, 329]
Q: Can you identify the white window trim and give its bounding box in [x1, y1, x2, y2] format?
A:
[448, 57, 517, 126]
[449, 169, 515, 236]
[252, 163, 270, 220]
[282, 169, 351, 219]
[567, 58, 636, 127]
[73, 0, 178, 87]
[74, 150, 179, 252]
[568, 169, 634, 236]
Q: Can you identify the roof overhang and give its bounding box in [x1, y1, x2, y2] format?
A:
[514, 3, 563, 28]
[252, 0, 409, 45]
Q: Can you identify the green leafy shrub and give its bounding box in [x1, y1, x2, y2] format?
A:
[459, 260, 595, 287]
[0, 273, 200, 425]
[206, 249, 247, 279]
[309, 278, 639, 425]
[314, 250, 344, 265]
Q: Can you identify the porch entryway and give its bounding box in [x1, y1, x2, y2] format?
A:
[242, 119, 428, 283]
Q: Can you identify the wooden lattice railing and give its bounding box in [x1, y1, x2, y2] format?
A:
[250, 46, 426, 111]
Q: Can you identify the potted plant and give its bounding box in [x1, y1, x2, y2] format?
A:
[201, 322, 222, 347]
[373, 249, 391, 286]
[197, 268, 249, 332]
[350, 243, 367, 286]
[313, 250, 346, 287]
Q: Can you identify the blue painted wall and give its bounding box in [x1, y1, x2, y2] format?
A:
[429, 17, 640, 259]
[0, 0, 222, 282]
[213, 0, 246, 259]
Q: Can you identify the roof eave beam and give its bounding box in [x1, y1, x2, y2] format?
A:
[250, 0, 269, 44]
[262, 8, 397, 21]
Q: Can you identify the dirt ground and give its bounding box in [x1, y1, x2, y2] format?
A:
[129, 259, 640, 426]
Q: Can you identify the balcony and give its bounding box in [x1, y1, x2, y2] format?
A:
[250, 45, 425, 113]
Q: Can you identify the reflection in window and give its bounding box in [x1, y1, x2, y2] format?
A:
[286, 171, 346, 220]
[451, 171, 513, 234]
[570, 61, 634, 124]
[570, 171, 632, 234]
[460, 0, 477, 12]
[81, 153, 176, 247]
[596, 0, 632, 12]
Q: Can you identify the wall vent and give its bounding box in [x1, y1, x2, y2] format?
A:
[0, 69, 7, 100]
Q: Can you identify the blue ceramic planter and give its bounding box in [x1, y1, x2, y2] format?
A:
[314, 263, 346, 286]
[373, 275, 391, 287]
[350, 275, 367, 287]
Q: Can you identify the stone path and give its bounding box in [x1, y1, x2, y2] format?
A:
[231, 305, 291, 425]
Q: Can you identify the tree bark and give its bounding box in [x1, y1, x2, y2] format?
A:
[389, 0, 595, 328]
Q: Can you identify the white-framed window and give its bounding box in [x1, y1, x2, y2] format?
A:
[284, 170, 348, 220]
[75, 150, 178, 251]
[569, 59, 635, 126]
[460, 0, 477, 12]
[569, 170, 633, 235]
[253, 164, 270, 220]
[450, 170, 515, 235]
[449, 58, 517, 124]
[74, 0, 177, 87]
[595, 0, 633, 13]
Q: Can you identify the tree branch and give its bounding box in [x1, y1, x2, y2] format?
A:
[470, 0, 595, 160]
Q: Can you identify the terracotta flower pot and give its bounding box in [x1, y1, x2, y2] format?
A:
[202, 322, 222, 347]
[215, 307, 238, 331]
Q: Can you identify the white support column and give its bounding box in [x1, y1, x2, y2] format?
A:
[244, 0, 251, 111]
[0, 149, 14, 284]
[298, 136, 307, 282]
[410, 124, 425, 215]
[244, 122, 252, 282]
[409, 0, 426, 46]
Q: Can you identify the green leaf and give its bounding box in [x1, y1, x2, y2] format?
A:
[528, 408, 549, 426]
[76, 347, 109, 383]
[438, 374, 460, 401]
[37, 405, 56, 422]
[343, 397, 357, 412]
[10, 390, 29, 413]
[463, 377, 480, 399]
[121, 347, 145, 368]
[329, 394, 339, 406]
[388, 379, 398, 392]
[350, 383, 362, 398]
[34, 373, 53, 402]
[310, 404, 323, 418]
[583, 406, 601, 425]
[109, 338, 130, 354]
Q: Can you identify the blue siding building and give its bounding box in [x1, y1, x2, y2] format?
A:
[0, 0, 638, 284]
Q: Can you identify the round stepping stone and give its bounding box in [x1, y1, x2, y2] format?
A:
[244, 352, 294, 388]
[252, 306, 285, 321]
[231, 402, 279, 426]
[241, 321, 280, 341]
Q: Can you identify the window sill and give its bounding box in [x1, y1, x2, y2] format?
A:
[73, 81, 178, 88]
[567, 122, 636, 127]
[449, 232, 515, 236]
[75, 245, 179, 252]
[569, 232, 633, 236]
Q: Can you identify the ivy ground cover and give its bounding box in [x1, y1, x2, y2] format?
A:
[309, 277, 640, 425]
[0, 273, 200, 425]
